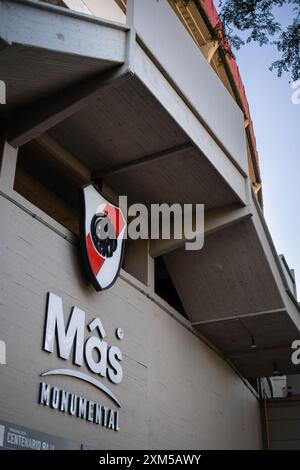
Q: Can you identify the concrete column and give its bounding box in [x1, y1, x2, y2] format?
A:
[123, 238, 154, 289]
[0, 135, 18, 194]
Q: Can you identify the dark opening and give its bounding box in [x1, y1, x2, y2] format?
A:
[14, 140, 81, 235]
[155, 256, 187, 318]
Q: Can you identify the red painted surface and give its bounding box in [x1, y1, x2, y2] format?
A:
[103, 204, 125, 238]
[86, 232, 105, 276]
[86, 204, 125, 276]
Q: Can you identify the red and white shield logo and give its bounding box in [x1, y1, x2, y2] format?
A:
[80, 183, 126, 291]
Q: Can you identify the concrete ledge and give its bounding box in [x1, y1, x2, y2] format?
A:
[133, 44, 248, 205]
[0, 0, 127, 63]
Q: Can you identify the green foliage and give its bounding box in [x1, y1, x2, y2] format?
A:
[215, 0, 300, 81]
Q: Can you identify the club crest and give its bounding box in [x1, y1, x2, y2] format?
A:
[80, 184, 126, 291]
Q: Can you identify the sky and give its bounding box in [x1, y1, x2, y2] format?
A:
[229, 4, 300, 298]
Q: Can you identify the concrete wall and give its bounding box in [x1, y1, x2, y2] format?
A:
[63, 0, 126, 23]
[267, 398, 300, 449]
[0, 194, 262, 449]
[129, 0, 247, 175]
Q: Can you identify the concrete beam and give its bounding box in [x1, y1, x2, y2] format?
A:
[253, 182, 262, 194]
[130, 0, 248, 176]
[0, 136, 18, 193]
[200, 40, 219, 64]
[35, 133, 91, 184]
[93, 142, 193, 179]
[134, 44, 248, 204]
[8, 67, 133, 148]
[226, 343, 292, 359]
[149, 204, 252, 258]
[192, 308, 287, 327]
[123, 239, 155, 288]
[250, 188, 300, 330]
[0, 0, 133, 146]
